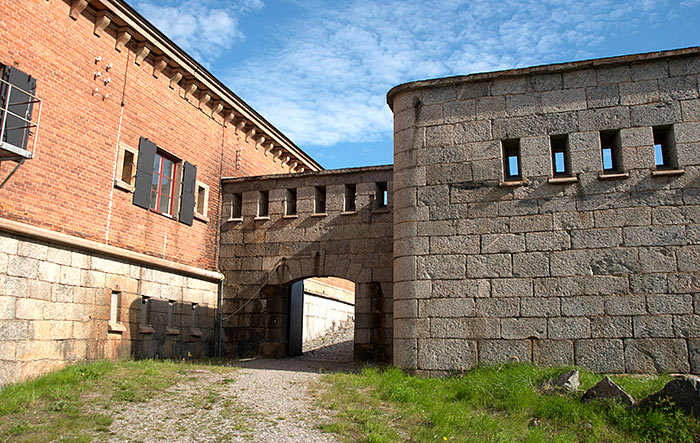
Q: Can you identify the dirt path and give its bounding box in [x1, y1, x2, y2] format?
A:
[105, 327, 361, 442]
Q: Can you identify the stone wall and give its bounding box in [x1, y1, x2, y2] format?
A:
[0, 230, 218, 385]
[389, 48, 700, 375]
[302, 292, 354, 343]
[220, 166, 393, 362]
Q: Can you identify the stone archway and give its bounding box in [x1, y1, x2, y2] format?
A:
[219, 166, 394, 362]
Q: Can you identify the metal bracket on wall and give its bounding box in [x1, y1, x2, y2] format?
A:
[0, 158, 26, 190]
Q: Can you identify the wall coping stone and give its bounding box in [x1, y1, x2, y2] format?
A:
[0, 216, 223, 282]
[387, 46, 700, 109]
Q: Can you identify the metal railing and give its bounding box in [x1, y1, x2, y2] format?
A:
[0, 77, 43, 161]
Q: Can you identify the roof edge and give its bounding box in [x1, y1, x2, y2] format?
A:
[221, 164, 394, 184]
[386, 46, 700, 110]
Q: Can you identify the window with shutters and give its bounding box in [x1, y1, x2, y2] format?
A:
[0, 64, 42, 161]
[132, 137, 197, 226]
[151, 151, 178, 216]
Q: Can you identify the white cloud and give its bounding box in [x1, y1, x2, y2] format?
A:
[135, 0, 262, 61]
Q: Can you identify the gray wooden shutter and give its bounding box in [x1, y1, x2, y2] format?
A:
[133, 137, 156, 209]
[179, 161, 197, 226]
[1, 66, 37, 150]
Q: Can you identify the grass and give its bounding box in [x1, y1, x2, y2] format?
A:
[319, 363, 700, 443]
[0, 358, 236, 442]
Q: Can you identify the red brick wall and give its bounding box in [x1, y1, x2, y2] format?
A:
[0, 1, 290, 270]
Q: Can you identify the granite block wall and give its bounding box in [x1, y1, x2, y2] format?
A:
[389, 48, 700, 376]
[0, 231, 218, 385]
[220, 166, 394, 362]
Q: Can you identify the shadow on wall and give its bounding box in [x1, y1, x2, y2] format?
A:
[118, 297, 216, 360]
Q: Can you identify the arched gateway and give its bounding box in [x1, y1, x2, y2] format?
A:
[219, 166, 394, 362]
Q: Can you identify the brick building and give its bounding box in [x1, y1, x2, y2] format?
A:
[0, 0, 321, 385]
[3, 0, 700, 385]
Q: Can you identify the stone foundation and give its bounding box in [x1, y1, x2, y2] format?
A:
[0, 231, 219, 385]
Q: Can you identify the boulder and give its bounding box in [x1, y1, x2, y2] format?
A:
[638, 376, 700, 418]
[582, 376, 635, 406]
[541, 369, 579, 393]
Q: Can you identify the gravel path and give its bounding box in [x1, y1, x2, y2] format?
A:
[105, 326, 360, 442]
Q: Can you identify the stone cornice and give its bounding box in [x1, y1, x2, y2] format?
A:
[67, 0, 322, 173]
[386, 45, 700, 110]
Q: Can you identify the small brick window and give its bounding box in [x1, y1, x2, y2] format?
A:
[550, 134, 571, 177]
[231, 193, 242, 219]
[194, 181, 210, 221]
[501, 139, 521, 181]
[285, 188, 297, 216]
[600, 130, 622, 173]
[314, 186, 326, 214]
[257, 190, 269, 217]
[653, 126, 677, 170]
[151, 152, 178, 216]
[115, 144, 138, 191]
[375, 182, 388, 209]
[344, 184, 356, 212]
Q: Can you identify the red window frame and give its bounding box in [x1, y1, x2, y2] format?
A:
[150, 152, 178, 216]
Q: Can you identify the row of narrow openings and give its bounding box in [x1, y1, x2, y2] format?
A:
[229, 182, 389, 219]
[502, 125, 677, 182]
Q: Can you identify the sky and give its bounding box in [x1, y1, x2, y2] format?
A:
[133, 0, 700, 169]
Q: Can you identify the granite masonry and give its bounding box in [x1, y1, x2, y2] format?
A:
[387, 47, 700, 376]
[220, 166, 394, 362]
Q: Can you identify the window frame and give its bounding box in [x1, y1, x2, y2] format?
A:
[150, 150, 179, 217]
[314, 186, 327, 215]
[501, 139, 522, 182]
[193, 180, 210, 222]
[549, 134, 572, 178]
[285, 188, 297, 216]
[652, 125, 678, 170]
[115, 143, 138, 192]
[599, 130, 623, 174]
[344, 184, 356, 213]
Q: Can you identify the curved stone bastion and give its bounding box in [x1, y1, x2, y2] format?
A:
[387, 47, 700, 376]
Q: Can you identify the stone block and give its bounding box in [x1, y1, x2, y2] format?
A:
[416, 104, 443, 126]
[15, 298, 47, 320]
[533, 340, 574, 366]
[521, 297, 560, 317]
[554, 211, 594, 230]
[509, 214, 552, 233]
[623, 225, 686, 247]
[478, 339, 532, 364]
[630, 274, 667, 294]
[542, 88, 586, 113]
[586, 85, 619, 108]
[571, 228, 622, 249]
[419, 297, 475, 318]
[481, 234, 525, 254]
[630, 101, 681, 127]
[493, 115, 546, 139]
[393, 299, 417, 319]
[475, 298, 519, 317]
[501, 318, 546, 339]
[674, 315, 700, 338]
[491, 278, 533, 298]
[421, 86, 457, 105]
[417, 338, 477, 371]
[604, 295, 646, 316]
[0, 296, 15, 320]
[639, 247, 677, 273]
[429, 235, 479, 255]
[512, 252, 550, 277]
[444, 100, 476, 124]
[589, 249, 639, 276]
[591, 316, 633, 338]
[550, 250, 593, 276]
[417, 255, 465, 280]
[430, 317, 500, 339]
[467, 254, 512, 278]
[647, 294, 693, 315]
[548, 317, 590, 339]
[457, 81, 489, 100]
[7, 256, 39, 279]
[432, 279, 490, 299]
[475, 96, 506, 119]
[577, 107, 630, 131]
[619, 80, 659, 106]
[38, 262, 61, 283]
[633, 315, 673, 338]
[563, 69, 596, 89]
[561, 296, 605, 316]
[491, 76, 526, 95]
[574, 339, 624, 372]
[506, 93, 541, 117]
[583, 276, 629, 295]
[624, 338, 690, 373]
[677, 246, 700, 272]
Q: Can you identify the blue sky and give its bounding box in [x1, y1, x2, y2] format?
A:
[134, 0, 700, 170]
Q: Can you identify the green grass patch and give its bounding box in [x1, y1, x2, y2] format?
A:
[320, 364, 699, 442]
[0, 359, 236, 442]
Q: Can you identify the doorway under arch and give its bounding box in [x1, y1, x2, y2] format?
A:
[287, 277, 355, 361]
